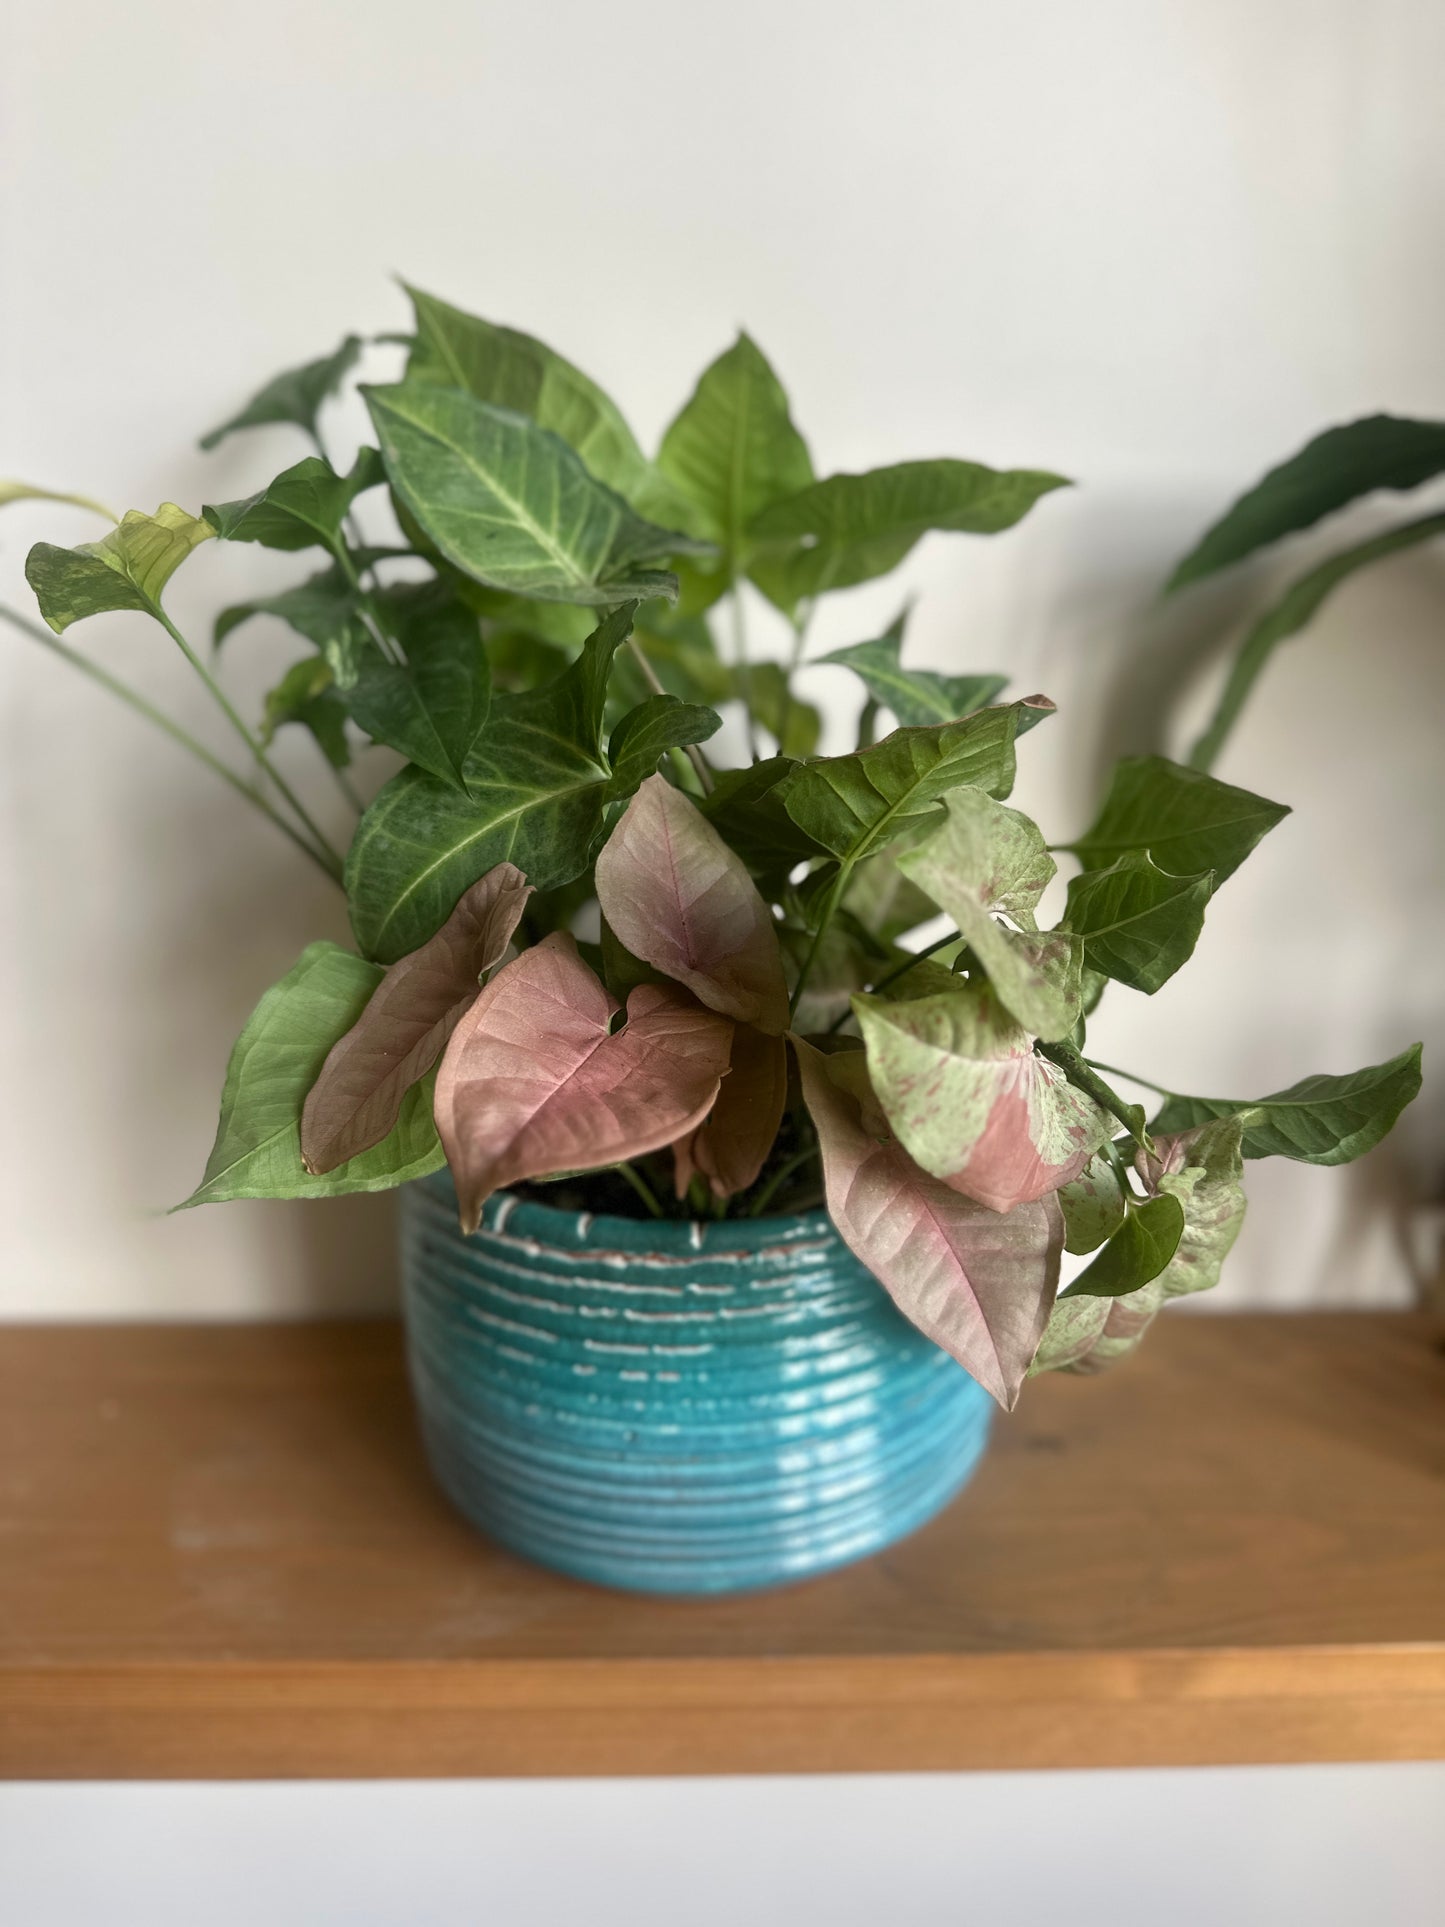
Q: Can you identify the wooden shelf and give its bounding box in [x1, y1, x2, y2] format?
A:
[1, 1313, 1441, 1779]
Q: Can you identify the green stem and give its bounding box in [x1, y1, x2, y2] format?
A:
[333, 763, 365, 813]
[0, 602, 342, 883]
[154, 608, 345, 880]
[614, 1160, 665, 1219]
[626, 636, 714, 794]
[1084, 1060, 1174, 1100]
[729, 578, 759, 763]
[770, 600, 814, 760]
[331, 541, 404, 666]
[1037, 1039, 1148, 1148]
[747, 1143, 821, 1218]
[788, 861, 853, 1022]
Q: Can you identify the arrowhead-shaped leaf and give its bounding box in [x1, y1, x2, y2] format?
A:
[1072, 755, 1288, 885]
[26, 504, 214, 632]
[674, 1023, 788, 1199]
[177, 942, 445, 1207]
[605, 695, 723, 797]
[261, 658, 351, 769]
[1057, 1154, 1126, 1254]
[363, 382, 707, 606]
[434, 932, 733, 1231]
[1169, 414, 1445, 589]
[748, 459, 1068, 605]
[793, 1038, 1064, 1408]
[1136, 1117, 1248, 1296]
[300, 863, 533, 1175]
[821, 611, 1007, 726]
[1150, 1044, 1423, 1165]
[1062, 851, 1214, 994]
[898, 785, 1081, 1039]
[777, 697, 1051, 868]
[345, 604, 635, 961]
[215, 557, 380, 654]
[203, 449, 385, 553]
[1058, 1194, 1185, 1298]
[199, 336, 362, 452]
[594, 774, 790, 1032]
[854, 982, 1112, 1213]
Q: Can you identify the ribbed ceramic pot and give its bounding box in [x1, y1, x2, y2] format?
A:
[398, 1172, 993, 1595]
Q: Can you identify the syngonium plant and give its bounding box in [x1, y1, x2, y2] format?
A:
[1, 285, 1425, 1409]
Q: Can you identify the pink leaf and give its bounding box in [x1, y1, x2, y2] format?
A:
[435, 931, 733, 1232]
[300, 862, 533, 1175]
[794, 1037, 1064, 1409]
[673, 1024, 788, 1200]
[594, 773, 790, 1034]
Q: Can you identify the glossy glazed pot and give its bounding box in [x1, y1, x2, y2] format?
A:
[399, 1172, 992, 1595]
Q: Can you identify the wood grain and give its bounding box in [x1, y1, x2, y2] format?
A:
[1, 1313, 1441, 1778]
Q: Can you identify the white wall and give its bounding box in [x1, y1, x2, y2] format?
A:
[3, 0, 1443, 1317]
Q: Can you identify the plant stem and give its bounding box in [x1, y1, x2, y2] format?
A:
[788, 860, 852, 1022]
[0, 601, 342, 882]
[1084, 1060, 1175, 1100]
[1037, 1039, 1148, 1148]
[154, 608, 345, 880]
[625, 637, 714, 794]
[747, 1143, 820, 1218]
[331, 541, 404, 666]
[614, 1160, 665, 1218]
[865, 930, 961, 999]
[770, 599, 814, 760]
[729, 578, 760, 763]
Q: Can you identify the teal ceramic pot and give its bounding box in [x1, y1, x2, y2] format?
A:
[399, 1173, 993, 1595]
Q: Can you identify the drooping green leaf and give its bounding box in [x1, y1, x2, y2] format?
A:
[199, 336, 362, 452]
[345, 605, 669, 961]
[213, 552, 402, 654]
[1057, 1155, 1127, 1255]
[1059, 1195, 1185, 1298]
[897, 785, 1080, 1040]
[177, 942, 445, 1206]
[1189, 512, 1445, 773]
[326, 579, 491, 791]
[1137, 1116, 1248, 1297]
[821, 610, 1007, 726]
[261, 657, 351, 769]
[656, 333, 814, 574]
[748, 662, 822, 758]
[403, 284, 690, 522]
[1, 480, 115, 520]
[777, 697, 1050, 871]
[1169, 414, 1445, 589]
[1072, 755, 1288, 884]
[1062, 851, 1214, 995]
[748, 459, 1069, 605]
[1151, 1044, 1423, 1166]
[26, 504, 215, 632]
[605, 695, 722, 796]
[364, 383, 709, 607]
[203, 449, 385, 554]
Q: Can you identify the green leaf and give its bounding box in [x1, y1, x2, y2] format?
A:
[462, 584, 597, 648]
[605, 695, 722, 796]
[177, 942, 445, 1206]
[701, 756, 825, 876]
[897, 785, 1081, 1040]
[215, 559, 362, 655]
[777, 697, 1049, 870]
[402, 284, 688, 521]
[345, 604, 637, 961]
[364, 383, 708, 607]
[1060, 1195, 1185, 1298]
[203, 449, 384, 554]
[25, 504, 215, 632]
[1189, 512, 1445, 773]
[261, 657, 351, 769]
[1, 480, 115, 520]
[1141, 1116, 1248, 1297]
[656, 333, 814, 571]
[749, 662, 821, 758]
[1151, 1044, 1423, 1165]
[821, 610, 1007, 726]
[615, 604, 734, 708]
[1057, 1155, 1127, 1255]
[842, 853, 938, 943]
[1062, 851, 1214, 994]
[199, 336, 362, 453]
[1169, 414, 1445, 589]
[1072, 755, 1288, 885]
[748, 459, 1069, 605]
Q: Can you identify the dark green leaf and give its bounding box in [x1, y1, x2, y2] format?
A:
[485, 628, 575, 693]
[1072, 755, 1288, 884]
[1063, 851, 1214, 994]
[701, 756, 825, 875]
[203, 450, 385, 554]
[462, 583, 596, 647]
[215, 558, 369, 654]
[1189, 512, 1445, 772]
[261, 657, 351, 770]
[749, 662, 821, 758]
[1060, 1195, 1185, 1298]
[177, 942, 445, 1206]
[364, 383, 708, 606]
[199, 336, 362, 452]
[1170, 414, 1445, 589]
[346, 605, 637, 961]
[1151, 1044, 1423, 1165]
[656, 333, 813, 570]
[821, 610, 1007, 726]
[26, 504, 215, 632]
[748, 459, 1069, 605]
[605, 694, 722, 795]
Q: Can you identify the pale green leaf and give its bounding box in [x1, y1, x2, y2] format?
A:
[1062, 850, 1214, 994]
[1151, 1044, 1423, 1165]
[1057, 1155, 1126, 1255]
[821, 610, 1007, 726]
[1141, 1116, 1248, 1296]
[26, 504, 215, 633]
[0, 480, 115, 520]
[199, 336, 362, 452]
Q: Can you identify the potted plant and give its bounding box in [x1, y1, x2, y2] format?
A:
[3, 287, 1423, 1595]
